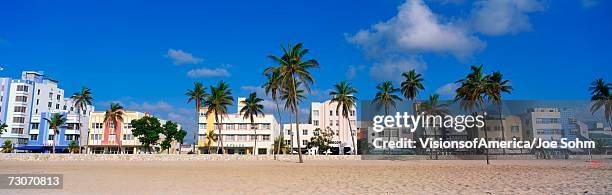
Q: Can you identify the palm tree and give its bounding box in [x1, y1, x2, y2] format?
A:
[186, 82, 208, 153]
[400, 70, 425, 154]
[273, 136, 290, 154]
[204, 130, 217, 154]
[44, 113, 68, 154]
[329, 81, 358, 155]
[203, 81, 234, 154]
[2, 140, 13, 153]
[280, 81, 306, 155]
[263, 72, 284, 159]
[589, 78, 611, 127]
[265, 42, 319, 163]
[104, 103, 125, 154]
[486, 71, 512, 155]
[240, 92, 265, 155]
[455, 64, 490, 164]
[373, 81, 401, 155]
[70, 86, 93, 153]
[420, 94, 450, 159]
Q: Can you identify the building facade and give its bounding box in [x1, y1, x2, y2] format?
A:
[1, 71, 93, 153]
[87, 110, 178, 154]
[197, 97, 280, 155]
[283, 100, 358, 154]
[522, 108, 563, 141]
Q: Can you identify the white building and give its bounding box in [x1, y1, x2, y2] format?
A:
[283, 100, 357, 154]
[197, 97, 281, 155]
[522, 108, 563, 141]
[0, 71, 93, 152]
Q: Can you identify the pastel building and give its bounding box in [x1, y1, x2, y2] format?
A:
[522, 108, 563, 141]
[283, 100, 357, 154]
[197, 97, 281, 155]
[481, 115, 524, 141]
[1, 71, 93, 152]
[87, 110, 178, 154]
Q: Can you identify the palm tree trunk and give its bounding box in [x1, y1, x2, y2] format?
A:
[52, 129, 56, 154]
[252, 117, 257, 155]
[194, 102, 199, 154]
[274, 99, 282, 160]
[499, 105, 505, 155]
[347, 116, 356, 155]
[434, 127, 438, 160]
[294, 101, 303, 163]
[289, 112, 294, 155]
[483, 111, 490, 165]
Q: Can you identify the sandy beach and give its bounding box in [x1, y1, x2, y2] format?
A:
[1, 159, 610, 194]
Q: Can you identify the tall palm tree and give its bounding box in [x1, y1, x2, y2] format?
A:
[455, 64, 490, 164]
[240, 92, 265, 155]
[204, 130, 217, 154]
[589, 78, 612, 127]
[44, 113, 68, 154]
[70, 86, 93, 153]
[329, 81, 358, 155]
[486, 71, 512, 155]
[263, 72, 284, 159]
[400, 70, 425, 101]
[104, 103, 125, 154]
[280, 81, 306, 155]
[186, 82, 208, 154]
[264, 42, 319, 163]
[273, 136, 290, 154]
[203, 81, 234, 154]
[373, 81, 401, 155]
[420, 94, 450, 159]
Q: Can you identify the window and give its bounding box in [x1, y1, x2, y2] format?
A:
[536, 118, 559, 124]
[313, 120, 319, 126]
[56, 104, 59, 109]
[251, 124, 259, 130]
[15, 96, 28, 102]
[329, 120, 333, 126]
[49, 93, 53, 99]
[37, 89, 40, 95]
[36, 99, 39, 105]
[329, 111, 333, 116]
[35, 109, 38, 114]
[91, 134, 102, 141]
[262, 135, 270, 141]
[336, 120, 339, 126]
[226, 124, 235, 130]
[13, 117, 25, 123]
[109, 134, 116, 141]
[262, 123, 271, 130]
[313, 130, 320, 136]
[30, 134, 38, 140]
[65, 134, 77, 141]
[48, 135, 55, 140]
[14, 106, 26, 113]
[238, 135, 247, 141]
[11, 128, 24, 134]
[56, 94, 60, 100]
[48, 102, 52, 108]
[123, 134, 133, 140]
[336, 110, 339, 116]
[351, 110, 356, 116]
[302, 129, 308, 135]
[250, 135, 258, 141]
[313, 110, 319, 117]
[285, 140, 292, 145]
[239, 124, 247, 130]
[511, 126, 520, 132]
[302, 140, 308, 146]
[31, 123, 39, 129]
[286, 130, 292, 135]
[16, 85, 29, 92]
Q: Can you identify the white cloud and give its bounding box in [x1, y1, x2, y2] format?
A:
[582, 0, 598, 8]
[347, 0, 485, 60]
[346, 65, 365, 80]
[435, 82, 460, 98]
[186, 67, 230, 78]
[369, 57, 427, 82]
[166, 49, 203, 65]
[471, 0, 545, 36]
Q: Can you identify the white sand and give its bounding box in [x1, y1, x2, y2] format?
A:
[1, 159, 610, 194]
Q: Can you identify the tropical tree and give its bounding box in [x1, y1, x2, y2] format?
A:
[175, 129, 187, 154]
[263, 72, 284, 159]
[273, 136, 290, 154]
[186, 82, 208, 153]
[329, 81, 358, 154]
[104, 103, 125, 154]
[486, 71, 512, 155]
[280, 81, 306, 155]
[307, 128, 333, 154]
[420, 94, 450, 159]
[67, 141, 80, 154]
[400, 70, 425, 101]
[265, 42, 320, 163]
[70, 86, 93, 153]
[2, 140, 13, 153]
[455, 64, 490, 164]
[240, 92, 265, 155]
[131, 116, 162, 154]
[373, 81, 401, 154]
[589, 78, 611, 127]
[203, 81, 234, 154]
[0, 122, 7, 136]
[161, 121, 179, 154]
[44, 113, 68, 154]
[204, 130, 217, 154]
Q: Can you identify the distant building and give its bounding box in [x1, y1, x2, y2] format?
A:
[1, 71, 94, 153]
[87, 110, 178, 154]
[522, 108, 563, 141]
[197, 97, 281, 155]
[283, 100, 358, 154]
[482, 115, 523, 141]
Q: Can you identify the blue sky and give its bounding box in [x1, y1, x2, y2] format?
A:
[1, 0, 610, 143]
